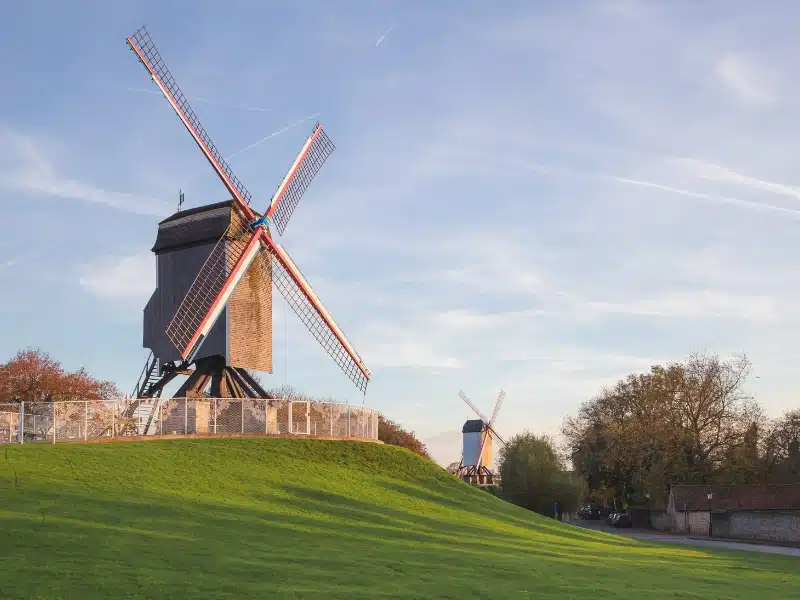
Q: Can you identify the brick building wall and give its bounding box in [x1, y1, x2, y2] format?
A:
[227, 210, 272, 373]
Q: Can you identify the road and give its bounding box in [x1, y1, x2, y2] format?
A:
[571, 519, 800, 557]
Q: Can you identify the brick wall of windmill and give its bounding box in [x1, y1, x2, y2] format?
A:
[227, 210, 273, 374]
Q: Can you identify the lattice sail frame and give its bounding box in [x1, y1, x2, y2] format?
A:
[459, 390, 507, 457]
[127, 27, 254, 209]
[267, 124, 335, 236]
[128, 25, 371, 393]
[165, 215, 253, 357]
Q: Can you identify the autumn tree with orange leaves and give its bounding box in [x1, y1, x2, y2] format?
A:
[0, 348, 119, 403]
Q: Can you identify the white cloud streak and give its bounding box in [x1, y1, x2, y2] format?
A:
[715, 55, 779, 106]
[505, 158, 800, 219]
[0, 126, 170, 216]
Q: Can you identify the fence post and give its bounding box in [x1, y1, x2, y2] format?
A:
[84, 401, 89, 441]
[184, 398, 188, 435]
[112, 401, 116, 438]
[17, 401, 24, 444]
[53, 403, 57, 444]
[214, 398, 217, 435]
[329, 403, 333, 436]
[347, 406, 351, 438]
[306, 402, 310, 435]
[288, 400, 293, 434]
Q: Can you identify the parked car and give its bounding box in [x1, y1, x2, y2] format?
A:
[606, 511, 625, 526]
[611, 513, 632, 528]
[576, 504, 612, 520]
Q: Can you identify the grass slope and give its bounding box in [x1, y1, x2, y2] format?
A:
[0, 439, 797, 599]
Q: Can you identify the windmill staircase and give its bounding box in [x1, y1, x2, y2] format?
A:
[128, 352, 166, 435]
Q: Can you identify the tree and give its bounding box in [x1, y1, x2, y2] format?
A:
[499, 432, 585, 517]
[562, 351, 764, 506]
[378, 415, 431, 459]
[0, 348, 119, 403]
[763, 408, 800, 482]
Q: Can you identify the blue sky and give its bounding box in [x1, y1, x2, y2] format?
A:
[2, 0, 800, 464]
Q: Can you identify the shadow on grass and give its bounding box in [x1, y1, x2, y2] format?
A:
[2, 479, 797, 600]
[1, 439, 798, 599]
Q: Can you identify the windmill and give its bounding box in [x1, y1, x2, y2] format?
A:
[456, 389, 506, 486]
[124, 25, 371, 427]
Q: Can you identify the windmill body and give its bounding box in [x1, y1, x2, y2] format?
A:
[461, 419, 493, 469]
[143, 200, 272, 372]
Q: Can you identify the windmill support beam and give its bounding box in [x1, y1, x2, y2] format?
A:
[142, 356, 276, 401]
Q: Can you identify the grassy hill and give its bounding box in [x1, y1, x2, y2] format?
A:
[0, 438, 797, 599]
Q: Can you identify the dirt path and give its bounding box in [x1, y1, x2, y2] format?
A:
[571, 519, 800, 557]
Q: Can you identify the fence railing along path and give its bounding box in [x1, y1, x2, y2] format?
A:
[0, 398, 379, 444]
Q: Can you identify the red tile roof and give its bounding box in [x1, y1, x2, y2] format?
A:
[671, 484, 800, 512]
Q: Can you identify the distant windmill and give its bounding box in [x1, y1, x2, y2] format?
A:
[456, 389, 506, 486]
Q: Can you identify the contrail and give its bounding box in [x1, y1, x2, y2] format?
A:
[503, 157, 800, 219]
[226, 113, 321, 160]
[605, 175, 800, 218]
[172, 113, 322, 195]
[375, 25, 394, 47]
[123, 86, 271, 113]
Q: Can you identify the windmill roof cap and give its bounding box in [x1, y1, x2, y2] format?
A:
[151, 199, 262, 254]
[159, 199, 229, 224]
[462, 419, 485, 433]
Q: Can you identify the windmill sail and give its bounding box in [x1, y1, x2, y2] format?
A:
[267, 124, 335, 235]
[126, 26, 255, 212]
[263, 240, 371, 393]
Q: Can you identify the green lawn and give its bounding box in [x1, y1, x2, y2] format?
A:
[0, 439, 796, 599]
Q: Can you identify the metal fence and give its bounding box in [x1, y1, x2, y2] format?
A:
[0, 398, 379, 444]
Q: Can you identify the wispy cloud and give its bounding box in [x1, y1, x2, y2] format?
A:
[0, 126, 170, 216]
[77, 252, 154, 304]
[671, 158, 800, 201]
[504, 158, 800, 219]
[715, 55, 779, 106]
[604, 175, 800, 217]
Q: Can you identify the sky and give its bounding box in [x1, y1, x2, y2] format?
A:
[2, 0, 800, 465]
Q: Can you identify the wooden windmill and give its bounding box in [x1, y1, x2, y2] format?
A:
[456, 389, 506, 486]
[126, 25, 371, 409]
